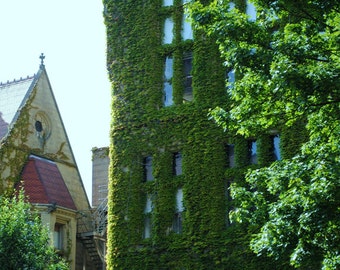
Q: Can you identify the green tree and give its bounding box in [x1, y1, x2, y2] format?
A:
[189, 0, 340, 269]
[0, 191, 69, 270]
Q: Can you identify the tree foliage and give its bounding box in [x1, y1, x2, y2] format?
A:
[0, 191, 69, 270]
[189, 0, 340, 269]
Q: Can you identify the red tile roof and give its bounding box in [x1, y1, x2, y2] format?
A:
[20, 155, 77, 211]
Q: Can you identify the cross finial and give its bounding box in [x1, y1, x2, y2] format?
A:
[39, 53, 45, 68]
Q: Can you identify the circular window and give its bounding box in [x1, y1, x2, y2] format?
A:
[35, 120, 43, 132]
[34, 111, 51, 140]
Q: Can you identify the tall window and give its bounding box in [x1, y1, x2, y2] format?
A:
[173, 152, 182, 175]
[144, 156, 154, 181]
[225, 180, 233, 227]
[144, 195, 153, 238]
[182, 12, 193, 40]
[53, 223, 64, 250]
[183, 53, 193, 102]
[163, 17, 174, 44]
[249, 140, 257, 164]
[173, 188, 184, 233]
[273, 135, 281, 160]
[226, 144, 235, 168]
[164, 56, 173, 106]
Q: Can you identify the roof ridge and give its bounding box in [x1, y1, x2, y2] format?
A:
[0, 74, 35, 87]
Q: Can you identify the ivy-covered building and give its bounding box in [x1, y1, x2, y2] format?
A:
[104, 1, 304, 269]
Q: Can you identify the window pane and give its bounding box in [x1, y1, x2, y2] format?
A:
[164, 57, 173, 80]
[227, 144, 235, 168]
[170, 189, 184, 233]
[176, 188, 184, 212]
[144, 195, 153, 213]
[144, 217, 151, 238]
[183, 54, 193, 102]
[183, 54, 192, 77]
[143, 194, 153, 238]
[172, 213, 183, 233]
[250, 140, 257, 164]
[163, 18, 174, 44]
[173, 152, 182, 175]
[164, 82, 173, 106]
[53, 223, 64, 250]
[182, 13, 193, 40]
[164, 57, 173, 106]
[144, 156, 154, 181]
[273, 135, 281, 160]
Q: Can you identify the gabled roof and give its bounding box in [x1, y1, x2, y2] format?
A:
[20, 155, 77, 211]
[0, 76, 36, 141]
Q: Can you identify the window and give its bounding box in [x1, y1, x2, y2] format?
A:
[163, 17, 174, 44]
[249, 140, 257, 164]
[226, 144, 235, 168]
[182, 12, 193, 40]
[173, 152, 182, 176]
[144, 156, 154, 181]
[183, 53, 193, 102]
[225, 180, 232, 227]
[35, 120, 43, 132]
[273, 135, 281, 160]
[143, 195, 153, 238]
[246, 1, 256, 21]
[164, 56, 173, 106]
[172, 188, 184, 233]
[53, 223, 64, 250]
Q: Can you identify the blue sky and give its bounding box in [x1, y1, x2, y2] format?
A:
[0, 1, 111, 203]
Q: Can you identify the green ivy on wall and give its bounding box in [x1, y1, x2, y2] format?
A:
[104, 0, 305, 269]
